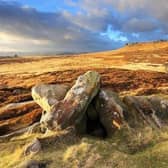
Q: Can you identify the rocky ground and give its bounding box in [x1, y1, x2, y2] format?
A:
[0, 41, 168, 168]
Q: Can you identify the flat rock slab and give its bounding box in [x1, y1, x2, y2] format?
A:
[32, 84, 70, 112]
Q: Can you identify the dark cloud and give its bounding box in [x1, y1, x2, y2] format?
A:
[0, 0, 168, 53]
[0, 1, 123, 52]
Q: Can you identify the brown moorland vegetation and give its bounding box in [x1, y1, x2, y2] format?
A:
[0, 41, 168, 168]
[0, 41, 168, 108]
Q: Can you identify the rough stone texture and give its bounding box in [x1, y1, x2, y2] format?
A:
[94, 89, 124, 137]
[123, 96, 162, 129]
[40, 71, 100, 131]
[32, 84, 69, 112]
[123, 96, 144, 128]
[148, 96, 168, 121]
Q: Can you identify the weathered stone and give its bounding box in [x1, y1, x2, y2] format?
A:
[40, 71, 100, 131]
[0, 101, 40, 121]
[94, 89, 124, 137]
[24, 138, 41, 156]
[32, 84, 69, 112]
[148, 96, 168, 120]
[123, 96, 162, 129]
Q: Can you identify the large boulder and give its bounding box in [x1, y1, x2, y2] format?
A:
[40, 71, 100, 131]
[32, 84, 70, 112]
[94, 89, 124, 137]
[123, 96, 162, 129]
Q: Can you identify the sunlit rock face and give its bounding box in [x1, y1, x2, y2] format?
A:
[30, 71, 168, 138]
[32, 84, 70, 112]
[40, 71, 101, 131]
[94, 89, 124, 137]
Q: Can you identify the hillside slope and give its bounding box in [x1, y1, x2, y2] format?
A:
[0, 41, 168, 168]
[0, 41, 168, 76]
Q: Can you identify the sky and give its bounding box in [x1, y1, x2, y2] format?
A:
[0, 0, 168, 54]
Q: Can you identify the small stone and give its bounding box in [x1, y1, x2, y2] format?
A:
[24, 138, 41, 156]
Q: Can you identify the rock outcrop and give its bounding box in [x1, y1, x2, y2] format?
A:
[0, 71, 167, 139]
[123, 96, 162, 129]
[40, 71, 100, 131]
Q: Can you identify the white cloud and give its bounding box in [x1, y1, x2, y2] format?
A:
[0, 0, 167, 53]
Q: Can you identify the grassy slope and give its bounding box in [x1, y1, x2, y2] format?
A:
[1, 126, 168, 168]
[0, 41, 168, 75]
[0, 41, 168, 167]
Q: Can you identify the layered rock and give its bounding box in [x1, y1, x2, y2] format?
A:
[40, 71, 100, 131]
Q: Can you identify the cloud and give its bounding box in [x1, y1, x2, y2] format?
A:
[64, 0, 168, 43]
[123, 18, 158, 33]
[0, 1, 122, 52]
[0, 0, 168, 53]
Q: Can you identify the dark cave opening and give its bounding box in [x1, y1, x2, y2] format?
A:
[86, 116, 107, 138]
